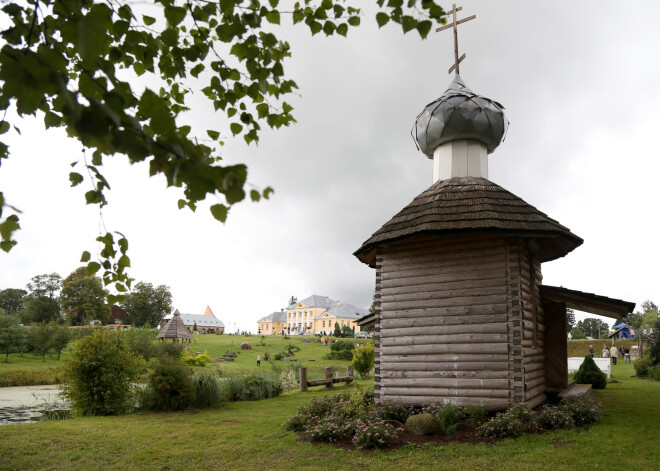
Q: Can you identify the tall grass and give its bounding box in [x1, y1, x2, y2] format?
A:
[0, 368, 62, 386]
[222, 371, 283, 401]
[192, 371, 223, 409]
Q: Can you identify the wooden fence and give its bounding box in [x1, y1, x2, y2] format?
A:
[299, 366, 354, 392]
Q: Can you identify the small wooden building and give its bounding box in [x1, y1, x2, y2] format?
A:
[157, 310, 193, 344]
[354, 75, 634, 410]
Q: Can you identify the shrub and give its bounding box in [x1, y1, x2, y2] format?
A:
[560, 395, 604, 426]
[280, 369, 299, 391]
[352, 417, 399, 449]
[464, 405, 488, 427]
[223, 372, 283, 401]
[647, 365, 660, 381]
[303, 417, 349, 443]
[154, 340, 184, 360]
[574, 354, 607, 389]
[537, 405, 575, 430]
[0, 315, 27, 362]
[192, 371, 223, 409]
[404, 413, 440, 436]
[273, 353, 284, 361]
[352, 342, 374, 379]
[182, 350, 211, 366]
[283, 344, 300, 356]
[124, 328, 158, 360]
[61, 329, 141, 416]
[477, 409, 525, 439]
[148, 357, 195, 411]
[326, 340, 354, 361]
[436, 403, 466, 436]
[375, 400, 415, 424]
[634, 357, 653, 378]
[28, 322, 53, 361]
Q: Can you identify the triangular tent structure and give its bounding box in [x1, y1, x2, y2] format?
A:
[156, 310, 193, 344]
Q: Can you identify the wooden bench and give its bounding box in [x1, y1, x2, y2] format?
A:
[284, 357, 298, 362]
[299, 366, 354, 392]
[307, 357, 316, 362]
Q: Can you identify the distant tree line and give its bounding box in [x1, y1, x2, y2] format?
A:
[567, 300, 658, 340]
[0, 269, 172, 328]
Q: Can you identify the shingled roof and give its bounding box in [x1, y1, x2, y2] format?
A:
[156, 310, 193, 341]
[354, 176, 583, 267]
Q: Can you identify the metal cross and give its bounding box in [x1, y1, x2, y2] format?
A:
[436, 4, 476, 75]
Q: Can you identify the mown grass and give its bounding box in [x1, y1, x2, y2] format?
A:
[0, 334, 357, 386]
[567, 338, 642, 358]
[1, 362, 658, 470]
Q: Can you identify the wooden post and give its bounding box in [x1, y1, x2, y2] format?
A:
[346, 365, 354, 379]
[325, 367, 333, 389]
[299, 367, 308, 392]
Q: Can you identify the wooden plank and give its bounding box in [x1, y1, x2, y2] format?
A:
[380, 304, 508, 320]
[381, 236, 505, 259]
[381, 353, 509, 363]
[380, 395, 510, 410]
[381, 266, 506, 286]
[381, 294, 508, 311]
[381, 369, 510, 379]
[381, 250, 506, 273]
[381, 286, 505, 304]
[383, 387, 511, 398]
[379, 276, 506, 296]
[380, 361, 508, 372]
[381, 343, 508, 355]
[382, 376, 510, 389]
[381, 333, 507, 347]
[380, 323, 508, 338]
[381, 314, 508, 329]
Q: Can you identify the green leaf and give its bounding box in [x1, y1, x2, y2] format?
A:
[118, 254, 131, 269]
[191, 63, 205, 78]
[230, 122, 243, 135]
[263, 187, 274, 199]
[337, 23, 348, 36]
[178, 199, 187, 209]
[0, 121, 9, 135]
[164, 6, 187, 26]
[86, 262, 101, 275]
[80, 251, 91, 262]
[69, 172, 84, 187]
[376, 12, 389, 28]
[266, 10, 280, 25]
[309, 21, 322, 35]
[348, 16, 360, 27]
[143, 15, 156, 26]
[207, 130, 220, 140]
[210, 204, 228, 222]
[401, 15, 416, 33]
[77, 5, 111, 67]
[250, 190, 260, 202]
[416, 20, 432, 38]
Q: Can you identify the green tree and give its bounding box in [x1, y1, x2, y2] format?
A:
[122, 282, 172, 328]
[50, 323, 72, 360]
[61, 267, 109, 325]
[61, 329, 142, 415]
[639, 300, 659, 329]
[26, 273, 62, 299]
[618, 311, 644, 331]
[570, 327, 587, 340]
[288, 296, 298, 307]
[566, 308, 576, 331]
[333, 321, 342, 338]
[0, 288, 26, 316]
[352, 342, 374, 379]
[0, 0, 447, 300]
[20, 273, 63, 324]
[576, 318, 610, 339]
[0, 315, 27, 362]
[28, 322, 53, 361]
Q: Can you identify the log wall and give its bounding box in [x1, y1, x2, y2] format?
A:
[374, 235, 547, 410]
[377, 237, 512, 410]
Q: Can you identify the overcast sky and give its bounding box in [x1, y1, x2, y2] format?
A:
[1, 1, 658, 332]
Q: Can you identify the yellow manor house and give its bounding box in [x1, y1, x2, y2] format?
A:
[257, 294, 369, 335]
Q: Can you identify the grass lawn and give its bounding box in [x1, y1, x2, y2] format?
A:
[0, 360, 658, 470]
[0, 334, 358, 386]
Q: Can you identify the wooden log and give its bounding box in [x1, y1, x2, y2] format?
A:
[381, 247, 506, 271]
[525, 393, 547, 410]
[382, 376, 510, 389]
[307, 378, 332, 387]
[379, 277, 506, 297]
[381, 236, 505, 259]
[382, 386, 511, 397]
[380, 323, 507, 339]
[346, 365, 354, 378]
[381, 267, 506, 288]
[381, 353, 509, 363]
[523, 362, 544, 374]
[380, 305, 508, 320]
[381, 286, 505, 305]
[380, 361, 508, 372]
[325, 367, 333, 389]
[380, 395, 510, 410]
[381, 333, 507, 347]
[380, 294, 508, 311]
[381, 314, 508, 329]
[525, 384, 546, 401]
[299, 367, 308, 392]
[381, 369, 511, 380]
[381, 343, 508, 355]
[525, 376, 545, 391]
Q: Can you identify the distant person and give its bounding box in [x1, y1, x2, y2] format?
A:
[589, 345, 595, 358]
[610, 345, 618, 365]
[257, 354, 261, 367]
[602, 344, 609, 358]
[624, 346, 631, 363]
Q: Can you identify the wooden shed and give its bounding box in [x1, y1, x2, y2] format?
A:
[157, 310, 193, 344]
[354, 73, 634, 410]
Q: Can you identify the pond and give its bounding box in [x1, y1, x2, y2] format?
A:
[0, 385, 69, 425]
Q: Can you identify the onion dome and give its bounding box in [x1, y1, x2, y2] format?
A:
[412, 75, 509, 157]
[354, 176, 583, 267]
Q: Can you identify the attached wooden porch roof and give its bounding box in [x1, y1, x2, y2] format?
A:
[357, 313, 376, 330]
[540, 285, 636, 319]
